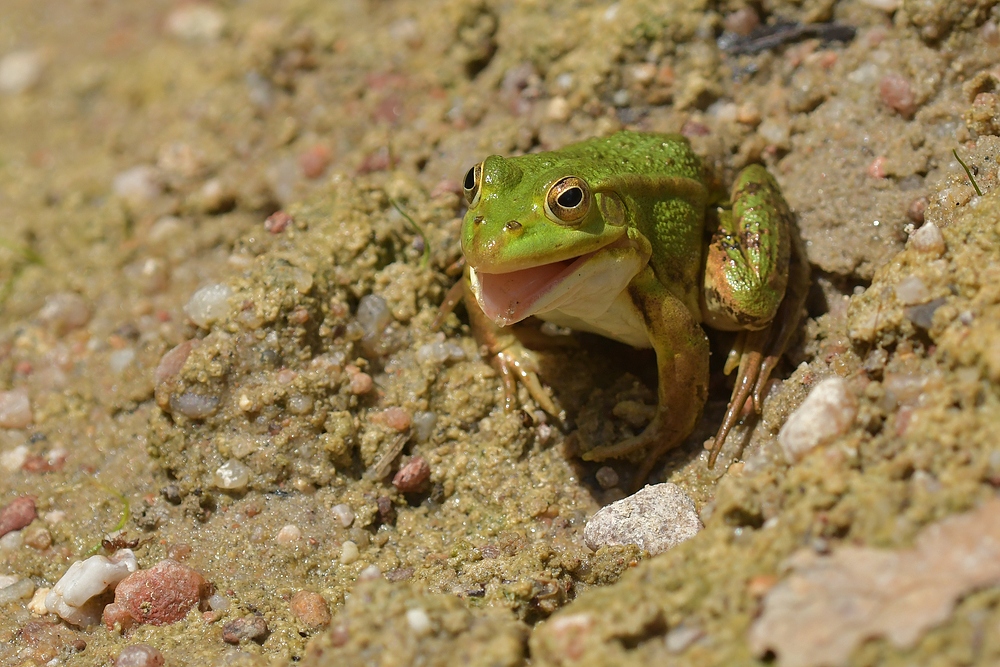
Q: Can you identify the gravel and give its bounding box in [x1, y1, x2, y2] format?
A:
[584, 483, 702, 555]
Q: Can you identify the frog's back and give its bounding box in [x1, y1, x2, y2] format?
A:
[554, 131, 704, 184]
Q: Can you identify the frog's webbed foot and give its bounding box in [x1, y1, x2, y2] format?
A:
[493, 344, 560, 416]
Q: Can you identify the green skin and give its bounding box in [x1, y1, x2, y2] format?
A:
[459, 131, 805, 479]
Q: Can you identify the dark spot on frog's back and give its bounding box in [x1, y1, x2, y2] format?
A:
[504, 220, 522, 232]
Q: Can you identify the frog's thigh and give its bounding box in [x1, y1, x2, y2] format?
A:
[583, 270, 709, 461]
[702, 164, 791, 331]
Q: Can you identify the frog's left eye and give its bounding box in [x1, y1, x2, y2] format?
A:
[463, 162, 483, 207]
[545, 176, 591, 225]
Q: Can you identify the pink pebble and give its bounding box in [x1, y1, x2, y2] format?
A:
[880, 72, 917, 117]
[0, 496, 36, 537]
[106, 559, 208, 628]
[392, 457, 430, 493]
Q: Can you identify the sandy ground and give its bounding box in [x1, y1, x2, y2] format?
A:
[2, 0, 1000, 665]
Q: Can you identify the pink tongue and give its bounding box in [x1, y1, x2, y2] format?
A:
[478, 260, 574, 325]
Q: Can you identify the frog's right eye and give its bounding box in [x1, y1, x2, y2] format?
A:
[463, 163, 483, 207]
[545, 176, 591, 225]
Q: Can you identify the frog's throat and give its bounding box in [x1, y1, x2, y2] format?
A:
[469, 236, 645, 327]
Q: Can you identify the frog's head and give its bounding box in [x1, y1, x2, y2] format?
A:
[460, 155, 650, 326]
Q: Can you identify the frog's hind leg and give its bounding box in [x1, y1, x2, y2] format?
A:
[581, 269, 710, 487]
[707, 212, 810, 468]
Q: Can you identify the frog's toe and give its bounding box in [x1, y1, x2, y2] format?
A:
[494, 348, 560, 416]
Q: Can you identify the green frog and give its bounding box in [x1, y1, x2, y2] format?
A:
[458, 131, 808, 481]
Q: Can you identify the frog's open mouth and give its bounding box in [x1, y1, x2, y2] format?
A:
[470, 236, 642, 327]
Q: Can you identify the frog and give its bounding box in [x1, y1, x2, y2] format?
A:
[457, 130, 808, 481]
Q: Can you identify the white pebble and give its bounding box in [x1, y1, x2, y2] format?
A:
[184, 283, 232, 328]
[778, 377, 858, 463]
[1, 445, 29, 471]
[109, 348, 136, 374]
[0, 49, 43, 95]
[584, 483, 702, 555]
[214, 460, 251, 491]
[165, 4, 226, 41]
[276, 524, 302, 545]
[45, 550, 138, 627]
[356, 294, 392, 340]
[894, 276, 931, 305]
[115, 644, 165, 667]
[113, 166, 162, 208]
[859, 0, 901, 10]
[0, 390, 32, 429]
[0, 577, 35, 605]
[411, 411, 437, 442]
[0, 575, 16, 589]
[908, 222, 945, 256]
[358, 564, 382, 581]
[28, 586, 49, 615]
[38, 292, 90, 334]
[207, 593, 230, 611]
[405, 607, 432, 635]
[340, 540, 359, 564]
[331, 504, 355, 528]
[0, 530, 23, 550]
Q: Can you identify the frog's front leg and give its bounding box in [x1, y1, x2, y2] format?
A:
[581, 268, 710, 483]
[459, 268, 561, 417]
[701, 164, 808, 467]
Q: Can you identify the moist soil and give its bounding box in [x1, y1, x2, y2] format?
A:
[2, 0, 1000, 665]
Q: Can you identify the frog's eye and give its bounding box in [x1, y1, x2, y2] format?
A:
[545, 176, 591, 225]
[463, 162, 483, 207]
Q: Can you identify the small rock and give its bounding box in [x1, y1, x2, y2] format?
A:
[264, 210, 293, 234]
[405, 607, 432, 635]
[340, 540, 360, 564]
[374, 406, 412, 432]
[38, 292, 90, 335]
[0, 496, 36, 537]
[115, 644, 165, 667]
[583, 483, 702, 555]
[165, 4, 226, 42]
[222, 614, 269, 644]
[0, 49, 43, 95]
[299, 145, 331, 179]
[24, 526, 51, 550]
[290, 591, 330, 629]
[154, 340, 195, 386]
[0, 577, 35, 605]
[276, 524, 302, 545]
[213, 460, 251, 491]
[168, 392, 220, 419]
[778, 377, 858, 463]
[908, 222, 945, 256]
[113, 166, 163, 209]
[392, 457, 430, 493]
[331, 504, 355, 528]
[1, 445, 29, 471]
[594, 466, 619, 490]
[28, 587, 49, 615]
[880, 72, 917, 118]
[0, 390, 33, 429]
[348, 370, 373, 395]
[894, 275, 931, 305]
[46, 550, 139, 627]
[184, 283, 232, 328]
[105, 559, 208, 629]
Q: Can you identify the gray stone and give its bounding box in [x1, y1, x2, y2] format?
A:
[584, 483, 702, 555]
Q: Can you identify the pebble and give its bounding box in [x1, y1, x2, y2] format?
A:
[908, 222, 945, 256]
[28, 586, 49, 615]
[331, 503, 355, 528]
[214, 460, 251, 491]
[222, 614, 269, 644]
[778, 377, 858, 463]
[411, 411, 437, 442]
[594, 466, 619, 490]
[276, 524, 302, 544]
[264, 210, 293, 234]
[0, 577, 35, 605]
[405, 606, 432, 635]
[168, 392, 220, 419]
[1, 445, 29, 471]
[290, 591, 331, 629]
[392, 457, 430, 493]
[0, 390, 33, 429]
[374, 406, 412, 431]
[894, 275, 931, 305]
[104, 559, 208, 629]
[38, 292, 91, 335]
[46, 550, 139, 627]
[348, 370, 373, 395]
[340, 540, 360, 564]
[583, 483, 702, 555]
[154, 340, 195, 386]
[115, 644, 165, 667]
[880, 72, 917, 118]
[0, 49, 43, 95]
[165, 4, 226, 42]
[299, 145, 332, 179]
[0, 496, 36, 537]
[184, 283, 232, 328]
[113, 166, 162, 208]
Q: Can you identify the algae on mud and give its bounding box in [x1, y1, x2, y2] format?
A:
[2, 0, 1000, 665]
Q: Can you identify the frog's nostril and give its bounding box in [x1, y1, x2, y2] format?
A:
[474, 216, 484, 225]
[504, 220, 522, 232]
